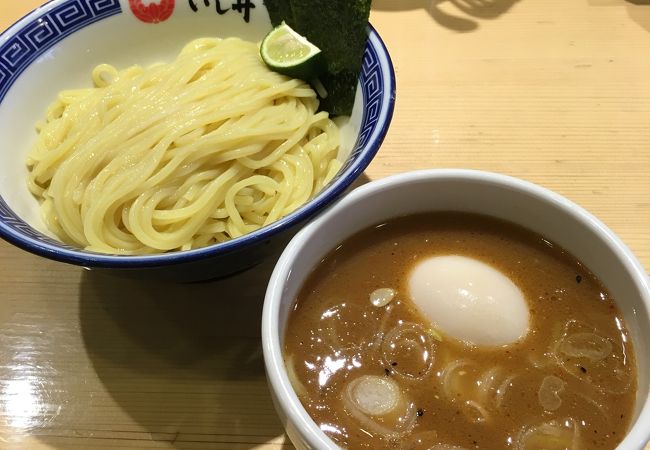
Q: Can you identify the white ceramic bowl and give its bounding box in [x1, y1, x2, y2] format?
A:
[0, 0, 395, 280]
[262, 169, 650, 449]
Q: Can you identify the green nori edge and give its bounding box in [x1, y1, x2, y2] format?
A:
[263, 0, 296, 28]
[263, 0, 371, 115]
[318, 70, 359, 117]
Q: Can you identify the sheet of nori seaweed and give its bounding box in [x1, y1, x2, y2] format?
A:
[263, 0, 295, 28]
[318, 70, 359, 116]
[263, 0, 371, 116]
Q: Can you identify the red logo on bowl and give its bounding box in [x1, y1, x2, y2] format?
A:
[128, 0, 175, 23]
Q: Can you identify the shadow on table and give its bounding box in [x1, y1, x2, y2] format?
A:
[373, 0, 520, 32]
[77, 252, 288, 449]
[75, 172, 372, 449]
[625, 0, 650, 33]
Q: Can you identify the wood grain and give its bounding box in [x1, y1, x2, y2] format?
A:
[0, 1, 648, 449]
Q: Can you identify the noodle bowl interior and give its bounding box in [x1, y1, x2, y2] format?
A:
[26, 37, 341, 254]
[284, 212, 637, 449]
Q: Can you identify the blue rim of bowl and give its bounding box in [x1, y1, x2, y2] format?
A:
[0, 1, 396, 269]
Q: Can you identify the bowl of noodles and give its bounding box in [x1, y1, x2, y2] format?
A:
[0, 0, 395, 280]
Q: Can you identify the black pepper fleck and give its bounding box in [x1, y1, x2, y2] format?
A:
[576, 275, 582, 283]
[417, 408, 424, 417]
[580, 366, 587, 373]
[384, 368, 391, 376]
[391, 362, 398, 366]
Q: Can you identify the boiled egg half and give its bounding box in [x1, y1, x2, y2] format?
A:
[408, 255, 529, 346]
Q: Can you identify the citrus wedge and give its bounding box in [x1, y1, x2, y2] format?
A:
[261, 22, 322, 80]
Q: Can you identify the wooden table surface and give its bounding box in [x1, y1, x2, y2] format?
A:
[1, 1, 649, 449]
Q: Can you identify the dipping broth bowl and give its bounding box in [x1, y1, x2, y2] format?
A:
[262, 169, 650, 449]
[0, 0, 395, 281]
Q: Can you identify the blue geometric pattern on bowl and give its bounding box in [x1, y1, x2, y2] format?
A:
[0, 0, 121, 103]
[0, 0, 396, 267]
[334, 40, 385, 176]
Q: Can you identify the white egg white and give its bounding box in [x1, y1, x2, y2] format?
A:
[408, 255, 530, 346]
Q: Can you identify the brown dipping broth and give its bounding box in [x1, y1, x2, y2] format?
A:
[284, 213, 636, 449]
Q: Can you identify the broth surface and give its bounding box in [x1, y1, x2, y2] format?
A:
[284, 213, 637, 449]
